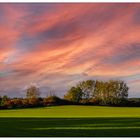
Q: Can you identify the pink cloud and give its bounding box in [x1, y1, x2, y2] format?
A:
[0, 3, 140, 97]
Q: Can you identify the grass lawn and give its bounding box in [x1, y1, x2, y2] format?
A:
[0, 105, 140, 137]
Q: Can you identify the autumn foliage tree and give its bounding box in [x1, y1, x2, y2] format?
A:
[94, 80, 129, 105]
[77, 80, 96, 101]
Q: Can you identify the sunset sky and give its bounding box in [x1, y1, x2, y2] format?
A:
[0, 3, 140, 97]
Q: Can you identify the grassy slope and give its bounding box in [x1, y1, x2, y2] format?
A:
[0, 105, 140, 137]
[0, 105, 140, 117]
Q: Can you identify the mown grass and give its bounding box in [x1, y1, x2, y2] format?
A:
[1, 105, 140, 117]
[0, 105, 140, 137]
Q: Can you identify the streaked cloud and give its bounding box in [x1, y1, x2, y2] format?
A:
[0, 3, 140, 97]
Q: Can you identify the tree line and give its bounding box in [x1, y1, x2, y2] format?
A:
[0, 79, 140, 109]
[64, 80, 129, 105]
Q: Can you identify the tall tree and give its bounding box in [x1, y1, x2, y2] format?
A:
[64, 86, 83, 103]
[26, 85, 40, 99]
[94, 80, 129, 105]
[77, 80, 96, 100]
[1, 95, 9, 107]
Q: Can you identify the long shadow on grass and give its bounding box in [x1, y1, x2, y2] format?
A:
[0, 117, 140, 137]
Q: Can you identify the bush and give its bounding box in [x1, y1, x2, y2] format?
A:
[43, 96, 71, 106]
[11, 99, 23, 108]
[22, 99, 29, 108]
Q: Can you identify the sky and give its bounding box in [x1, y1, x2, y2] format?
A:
[0, 3, 140, 98]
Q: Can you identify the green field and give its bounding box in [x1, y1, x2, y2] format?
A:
[0, 105, 140, 137]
